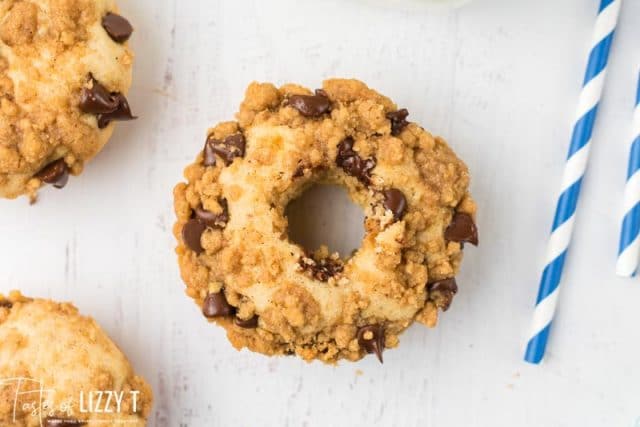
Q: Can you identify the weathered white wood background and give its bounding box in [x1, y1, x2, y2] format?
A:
[2, 0, 640, 425]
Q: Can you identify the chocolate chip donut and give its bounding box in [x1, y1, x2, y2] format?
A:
[0, 291, 153, 426]
[0, 0, 135, 200]
[173, 79, 478, 363]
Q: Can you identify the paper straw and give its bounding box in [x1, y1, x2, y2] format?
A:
[616, 73, 640, 277]
[524, 0, 621, 364]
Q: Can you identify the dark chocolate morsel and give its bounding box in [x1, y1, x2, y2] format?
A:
[79, 78, 119, 114]
[182, 219, 206, 254]
[195, 200, 229, 228]
[336, 136, 355, 155]
[45, 417, 87, 427]
[97, 93, 136, 129]
[204, 134, 246, 166]
[288, 89, 331, 117]
[183, 200, 229, 254]
[386, 109, 410, 136]
[0, 300, 12, 308]
[234, 315, 259, 328]
[202, 292, 235, 318]
[79, 77, 136, 128]
[357, 324, 385, 363]
[102, 12, 133, 43]
[336, 137, 376, 185]
[292, 164, 305, 178]
[428, 278, 458, 311]
[445, 212, 478, 246]
[383, 188, 407, 221]
[35, 159, 69, 189]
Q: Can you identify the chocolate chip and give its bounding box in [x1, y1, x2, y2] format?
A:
[182, 218, 206, 254]
[102, 12, 133, 43]
[202, 292, 235, 318]
[45, 418, 87, 427]
[299, 255, 344, 282]
[79, 78, 118, 114]
[79, 77, 136, 128]
[234, 315, 259, 328]
[0, 300, 12, 309]
[288, 89, 331, 117]
[445, 212, 478, 246]
[35, 159, 69, 189]
[182, 200, 229, 254]
[357, 324, 385, 363]
[336, 137, 355, 163]
[383, 189, 407, 221]
[195, 200, 229, 228]
[336, 137, 376, 185]
[292, 164, 305, 178]
[97, 93, 136, 129]
[386, 109, 409, 136]
[204, 134, 246, 166]
[428, 278, 458, 311]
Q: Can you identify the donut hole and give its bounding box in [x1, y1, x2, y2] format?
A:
[285, 184, 365, 259]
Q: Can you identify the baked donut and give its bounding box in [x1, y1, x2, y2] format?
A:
[0, 291, 153, 426]
[0, 0, 135, 200]
[173, 79, 478, 363]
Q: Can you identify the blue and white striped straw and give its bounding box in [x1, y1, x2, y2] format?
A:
[616, 73, 640, 277]
[525, 0, 621, 365]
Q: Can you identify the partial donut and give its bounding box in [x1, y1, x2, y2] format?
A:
[0, 0, 136, 200]
[0, 291, 153, 426]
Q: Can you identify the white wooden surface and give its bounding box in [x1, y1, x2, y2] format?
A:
[2, 0, 640, 426]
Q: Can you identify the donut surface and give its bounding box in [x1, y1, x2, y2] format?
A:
[173, 79, 478, 363]
[0, 0, 135, 200]
[0, 291, 153, 426]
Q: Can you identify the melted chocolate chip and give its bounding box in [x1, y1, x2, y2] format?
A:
[182, 218, 206, 254]
[336, 138, 355, 166]
[79, 78, 119, 114]
[386, 109, 409, 136]
[299, 255, 344, 282]
[80, 77, 136, 129]
[288, 89, 331, 117]
[428, 278, 458, 311]
[445, 213, 478, 246]
[357, 324, 385, 363]
[182, 200, 229, 254]
[195, 200, 229, 228]
[0, 300, 12, 309]
[292, 164, 305, 178]
[45, 418, 87, 427]
[102, 12, 133, 43]
[336, 137, 376, 185]
[35, 159, 69, 189]
[234, 315, 259, 328]
[204, 134, 246, 166]
[97, 93, 136, 129]
[383, 188, 407, 221]
[202, 292, 235, 318]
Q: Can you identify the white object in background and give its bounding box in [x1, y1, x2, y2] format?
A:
[357, 0, 470, 11]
